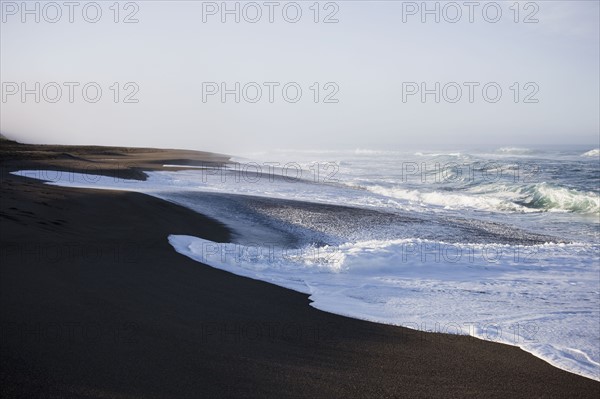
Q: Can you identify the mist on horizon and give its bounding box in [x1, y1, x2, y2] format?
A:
[1, 1, 599, 154]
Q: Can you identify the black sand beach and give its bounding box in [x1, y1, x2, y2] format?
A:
[1, 139, 599, 398]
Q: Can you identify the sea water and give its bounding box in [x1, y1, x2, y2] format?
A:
[14, 145, 600, 380]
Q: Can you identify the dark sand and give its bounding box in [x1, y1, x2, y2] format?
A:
[1, 139, 599, 398]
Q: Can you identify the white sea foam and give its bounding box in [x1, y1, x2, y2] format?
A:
[364, 185, 532, 213]
[581, 149, 600, 158]
[362, 182, 599, 214]
[496, 147, 534, 155]
[169, 235, 600, 381]
[514, 183, 600, 214]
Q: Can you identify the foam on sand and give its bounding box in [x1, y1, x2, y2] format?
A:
[168, 234, 600, 381]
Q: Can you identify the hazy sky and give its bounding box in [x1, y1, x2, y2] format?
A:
[1, 0, 599, 154]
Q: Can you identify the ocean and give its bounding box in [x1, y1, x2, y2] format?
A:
[14, 145, 600, 380]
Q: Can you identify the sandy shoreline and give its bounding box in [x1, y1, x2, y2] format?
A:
[1, 140, 599, 398]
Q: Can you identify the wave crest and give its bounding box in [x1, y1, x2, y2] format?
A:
[365, 183, 599, 214]
[581, 149, 599, 157]
[515, 183, 599, 214]
[496, 147, 533, 155]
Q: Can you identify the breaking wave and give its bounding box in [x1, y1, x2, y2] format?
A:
[581, 149, 599, 158]
[365, 182, 599, 214]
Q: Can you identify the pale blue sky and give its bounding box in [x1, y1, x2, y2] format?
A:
[1, 0, 599, 153]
